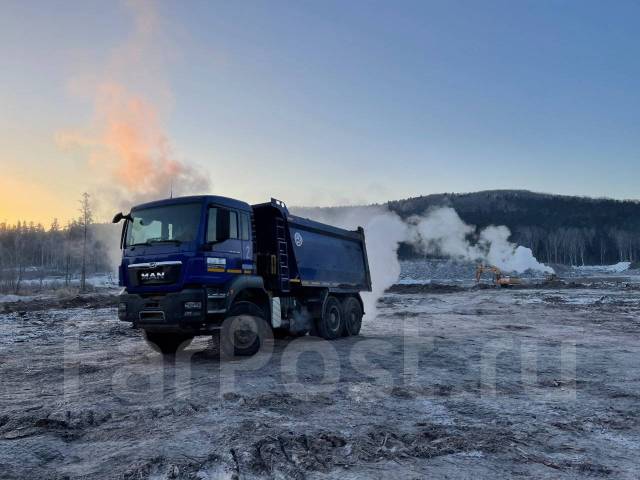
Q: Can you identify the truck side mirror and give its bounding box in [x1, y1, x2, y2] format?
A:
[112, 212, 124, 223]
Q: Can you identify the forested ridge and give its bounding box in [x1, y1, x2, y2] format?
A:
[389, 190, 640, 265]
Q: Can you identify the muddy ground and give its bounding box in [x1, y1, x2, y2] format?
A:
[1, 284, 639, 479]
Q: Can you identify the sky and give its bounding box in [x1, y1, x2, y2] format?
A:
[1, 0, 639, 225]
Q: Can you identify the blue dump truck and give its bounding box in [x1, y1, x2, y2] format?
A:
[113, 196, 371, 356]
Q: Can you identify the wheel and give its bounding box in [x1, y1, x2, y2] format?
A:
[342, 296, 363, 336]
[316, 296, 343, 340]
[221, 301, 267, 357]
[143, 331, 193, 355]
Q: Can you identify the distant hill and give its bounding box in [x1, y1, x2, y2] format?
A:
[387, 190, 640, 265]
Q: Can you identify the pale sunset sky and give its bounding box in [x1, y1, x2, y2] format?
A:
[1, 0, 639, 226]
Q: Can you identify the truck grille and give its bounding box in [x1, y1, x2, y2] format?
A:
[128, 261, 182, 286]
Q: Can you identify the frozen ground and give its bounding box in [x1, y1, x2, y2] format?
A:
[399, 259, 640, 286]
[0, 273, 118, 298]
[1, 272, 639, 478]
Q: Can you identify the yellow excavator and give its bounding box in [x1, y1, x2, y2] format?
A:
[475, 264, 521, 287]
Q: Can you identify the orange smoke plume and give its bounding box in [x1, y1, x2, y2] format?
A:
[57, 0, 209, 209]
[94, 82, 208, 199]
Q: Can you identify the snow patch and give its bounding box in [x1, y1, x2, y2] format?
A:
[0, 294, 35, 303]
[574, 262, 631, 274]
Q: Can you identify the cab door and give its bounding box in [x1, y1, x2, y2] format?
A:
[239, 211, 254, 274]
[205, 206, 243, 276]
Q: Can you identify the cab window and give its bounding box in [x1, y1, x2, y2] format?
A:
[206, 207, 218, 242]
[240, 213, 250, 240]
[229, 211, 239, 239]
[207, 206, 240, 242]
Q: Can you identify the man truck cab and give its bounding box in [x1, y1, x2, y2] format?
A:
[114, 196, 371, 356]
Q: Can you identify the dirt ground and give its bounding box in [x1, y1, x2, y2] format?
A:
[1, 283, 639, 479]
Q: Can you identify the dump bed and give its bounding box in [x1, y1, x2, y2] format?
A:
[252, 200, 372, 293]
[287, 215, 371, 290]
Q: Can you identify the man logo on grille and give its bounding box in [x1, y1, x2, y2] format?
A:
[141, 271, 165, 280]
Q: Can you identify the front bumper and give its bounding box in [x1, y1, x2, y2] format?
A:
[118, 287, 230, 333]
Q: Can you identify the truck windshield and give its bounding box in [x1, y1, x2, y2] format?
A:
[125, 203, 202, 247]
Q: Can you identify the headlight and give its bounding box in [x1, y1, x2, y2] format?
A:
[207, 287, 227, 299]
[184, 301, 202, 310]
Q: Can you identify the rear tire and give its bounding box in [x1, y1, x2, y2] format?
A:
[316, 296, 343, 340]
[221, 301, 267, 357]
[143, 331, 193, 355]
[342, 296, 363, 336]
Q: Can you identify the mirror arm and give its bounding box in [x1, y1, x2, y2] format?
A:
[112, 212, 133, 224]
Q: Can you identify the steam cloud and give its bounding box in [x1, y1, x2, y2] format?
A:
[409, 207, 554, 274]
[294, 205, 553, 320]
[57, 0, 209, 211]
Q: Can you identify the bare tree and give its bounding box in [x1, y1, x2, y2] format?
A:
[599, 235, 608, 265]
[613, 229, 633, 262]
[577, 228, 595, 266]
[79, 193, 93, 292]
[49, 218, 60, 271]
[546, 230, 563, 264]
[13, 224, 25, 294]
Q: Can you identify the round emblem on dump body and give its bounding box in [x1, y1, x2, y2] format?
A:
[294, 232, 303, 247]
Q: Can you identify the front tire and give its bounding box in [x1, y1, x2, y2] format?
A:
[316, 296, 343, 340]
[143, 331, 193, 355]
[221, 301, 267, 357]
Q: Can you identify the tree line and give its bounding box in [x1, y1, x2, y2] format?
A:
[0, 194, 119, 294]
